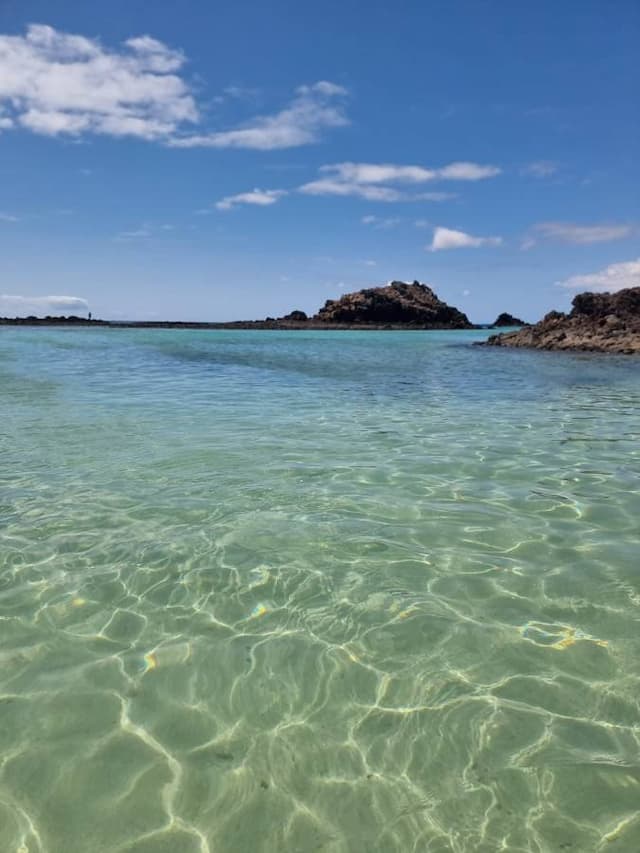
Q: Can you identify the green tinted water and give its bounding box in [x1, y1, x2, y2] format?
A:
[1, 328, 639, 852]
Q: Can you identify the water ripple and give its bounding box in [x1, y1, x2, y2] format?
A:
[1, 327, 639, 852]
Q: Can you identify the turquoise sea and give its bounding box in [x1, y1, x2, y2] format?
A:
[1, 326, 640, 853]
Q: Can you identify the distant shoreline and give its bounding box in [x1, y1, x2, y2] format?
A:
[0, 318, 499, 331]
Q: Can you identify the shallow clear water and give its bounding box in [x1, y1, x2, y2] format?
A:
[1, 327, 640, 853]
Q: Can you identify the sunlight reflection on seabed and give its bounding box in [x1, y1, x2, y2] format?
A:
[1, 328, 640, 852]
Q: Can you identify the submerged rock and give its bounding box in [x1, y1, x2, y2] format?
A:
[492, 312, 526, 327]
[484, 287, 640, 354]
[314, 280, 472, 328]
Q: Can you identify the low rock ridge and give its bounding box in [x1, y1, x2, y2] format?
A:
[484, 287, 640, 354]
[313, 281, 472, 328]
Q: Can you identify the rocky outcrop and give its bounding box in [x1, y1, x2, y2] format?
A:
[484, 287, 640, 354]
[279, 310, 308, 322]
[314, 281, 472, 328]
[492, 312, 526, 327]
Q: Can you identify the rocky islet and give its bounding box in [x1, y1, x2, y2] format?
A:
[484, 287, 640, 354]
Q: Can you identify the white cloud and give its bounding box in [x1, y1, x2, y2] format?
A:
[557, 258, 640, 292]
[296, 81, 348, 97]
[216, 188, 287, 210]
[170, 81, 349, 149]
[112, 222, 175, 238]
[299, 181, 454, 203]
[323, 162, 438, 184]
[319, 161, 499, 184]
[0, 212, 19, 222]
[436, 161, 501, 180]
[416, 192, 457, 201]
[462, 289, 471, 296]
[300, 180, 453, 203]
[115, 226, 152, 240]
[429, 226, 503, 251]
[529, 222, 632, 245]
[0, 293, 89, 316]
[0, 26, 347, 150]
[299, 160, 496, 202]
[0, 24, 197, 140]
[361, 214, 401, 228]
[124, 35, 185, 72]
[363, 259, 377, 266]
[301, 179, 404, 201]
[522, 160, 558, 178]
[115, 222, 174, 236]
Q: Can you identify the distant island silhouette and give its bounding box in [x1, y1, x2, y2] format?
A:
[5, 281, 638, 353]
[0, 280, 507, 331]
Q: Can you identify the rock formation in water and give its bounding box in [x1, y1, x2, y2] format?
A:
[492, 312, 526, 327]
[313, 280, 472, 328]
[279, 310, 308, 322]
[484, 287, 640, 354]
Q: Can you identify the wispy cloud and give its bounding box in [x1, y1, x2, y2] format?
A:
[557, 258, 640, 292]
[523, 221, 633, 249]
[361, 215, 401, 229]
[222, 85, 260, 100]
[0, 293, 89, 316]
[170, 81, 349, 150]
[114, 226, 153, 240]
[216, 188, 287, 210]
[209, 158, 464, 212]
[314, 161, 497, 184]
[324, 163, 438, 184]
[0, 212, 19, 222]
[522, 161, 558, 178]
[213, 85, 260, 105]
[301, 179, 405, 201]
[0, 24, 197, 140]
[428, 226, 502, 251]
[302, 81, 347, 97]
[299, 160, 495, 202]
[114, 221, 180, 239]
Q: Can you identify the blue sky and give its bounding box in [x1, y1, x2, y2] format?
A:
[0, 0, 638, 322]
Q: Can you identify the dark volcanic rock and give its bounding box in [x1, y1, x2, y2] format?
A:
[314, 281, 472, 328]
[492, 312, 526, 327]
[484, 287, 640, 354]
[279, 310, 308, 322]
[0, 314, 103, 326]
